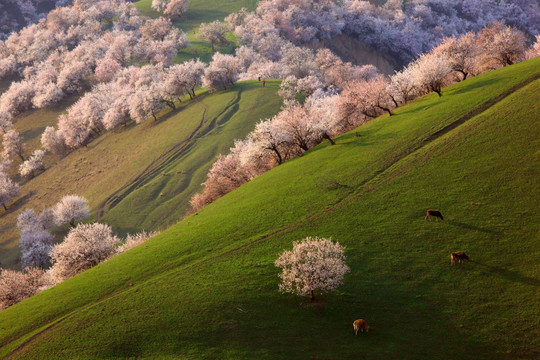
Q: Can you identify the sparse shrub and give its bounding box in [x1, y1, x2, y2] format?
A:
[275, 237, 350, 301]
[116, 231, 158, 254]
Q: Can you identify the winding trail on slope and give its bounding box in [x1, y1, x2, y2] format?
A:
[3, 74, 539, 359]
[96, 98, 210, 220]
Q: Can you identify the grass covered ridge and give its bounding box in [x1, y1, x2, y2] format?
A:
[0, 58, 539, 359]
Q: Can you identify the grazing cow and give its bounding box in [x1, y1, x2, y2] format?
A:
[425, 209, 444, 221]
[353, 319, 369, 334]
[450, 252, 469, 265]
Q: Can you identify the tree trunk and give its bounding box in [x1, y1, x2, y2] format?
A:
[310, 290, 315, 302]
[378, 106, 393, 116]
[322, 133, 335, 145]
[390, 95, 399, 108]
[2, 202, 7, 211]
[271, 147, 283, 164]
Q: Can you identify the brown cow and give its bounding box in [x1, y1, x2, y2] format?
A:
[450, 252, 469, 265]
[425, 209, 444, 221]
[353, 319, 369, 334]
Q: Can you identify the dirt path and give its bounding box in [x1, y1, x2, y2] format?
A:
[96, 98, 209, 220]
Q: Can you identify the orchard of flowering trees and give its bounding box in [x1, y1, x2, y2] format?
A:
[0, 191, 157, 310]
[190, 20, 539, 212]
[0, 0, 190, 121]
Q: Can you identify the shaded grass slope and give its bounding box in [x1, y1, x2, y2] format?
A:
[0, 58, 539, 359]
[0, 80, 282, 268]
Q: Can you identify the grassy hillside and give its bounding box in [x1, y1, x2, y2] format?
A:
[0, 58, 539, 359]
[0, 80, 282, 268]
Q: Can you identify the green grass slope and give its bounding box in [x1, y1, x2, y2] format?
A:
[0, 58, 539, 359]
[0, 80, 282, 268]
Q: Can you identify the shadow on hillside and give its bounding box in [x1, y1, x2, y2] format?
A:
[451, 78, 498, 95]
[472, 261, 540, 287]
[2, 190, 36, 216]
[447, 220, 500, 235]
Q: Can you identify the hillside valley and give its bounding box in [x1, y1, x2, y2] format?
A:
[0, 57, 538, 359]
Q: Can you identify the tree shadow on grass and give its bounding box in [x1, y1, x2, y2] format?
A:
[447, 220, 500, 235]
[472, 261, 540, 287]
[2, 190, 36, 216]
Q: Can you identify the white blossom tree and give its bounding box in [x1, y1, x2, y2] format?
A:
[18, 229, 54, 269]
[152, 0, 168, 12]
[275, 237, 350, 301]
[116, 231, 158, 254]
[49, 223, 120, 283]
[409, 52, 452, 97]
[53, 195, 90, 227]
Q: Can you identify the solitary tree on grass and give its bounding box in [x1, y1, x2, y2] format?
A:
[53, 195, 90, 227]
[275, 237, 350, 302]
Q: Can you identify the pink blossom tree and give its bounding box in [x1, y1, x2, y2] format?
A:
[0, 267, 45, 310]
[0, 172, 20, 211]
[275, 237, 350, 302]
[2, 129, 25, 161]
[477, 21, 527, 70]
[95, 57, 122, 83]
[164, 0, 189, 18]
[116, 231, 158, 254]
[0, 80, 35, 116]
[0, 112, 13, 134]
[202, 53, 241, 91]
[41, 126, 67, 158]
[129, 86, 165, 122]
[433, 32, 479, 81]
[197, 21, 230, 51]
[19, 149, 46, 179]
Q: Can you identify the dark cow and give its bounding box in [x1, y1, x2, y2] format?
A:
[450, 252, 470, 265]
[425, 209, 444, 221]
